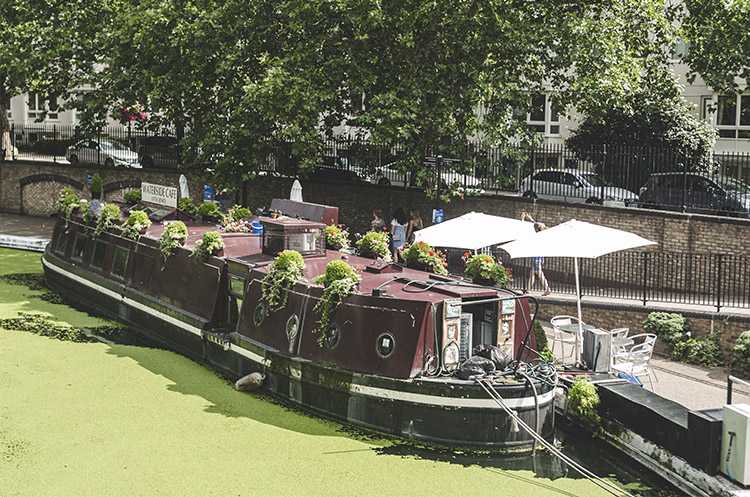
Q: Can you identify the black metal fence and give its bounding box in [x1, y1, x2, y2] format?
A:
[439, 247, 750, 311]
[6, 123, 750, 217]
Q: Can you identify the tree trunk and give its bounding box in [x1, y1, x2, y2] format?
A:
[0, 78, 13, 161]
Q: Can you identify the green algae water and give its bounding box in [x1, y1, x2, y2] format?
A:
[0, 248, 680, 497]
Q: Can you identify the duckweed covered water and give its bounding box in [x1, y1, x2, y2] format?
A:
[0, 248, 681, 496]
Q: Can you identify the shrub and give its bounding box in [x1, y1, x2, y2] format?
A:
[260, 250, 306, 312]
[89, 173, 103, 194]
[158, 221, 188, 262]
[190, 231, 225, 264]
[643, 312, 689, 353]
[178, 197, 199, 216]
[568, 377, 601, 432]
[123, 190, 141, 204]
[731, 331, 750, 372]
[93, 203, 122, 238]
[122, 210, 152, 240]
[199, 201, 219, 217]
[313, 260, 361, 345]
[229, 205, 252, 221]
[356, 231, 392, 261]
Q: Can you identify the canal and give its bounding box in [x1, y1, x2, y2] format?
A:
[0, 248, 681, 496]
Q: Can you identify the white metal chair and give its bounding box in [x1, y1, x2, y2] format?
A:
[611, 333, 657, 391]
[550, 315, 583, 360]
[608, 327, 630, 366]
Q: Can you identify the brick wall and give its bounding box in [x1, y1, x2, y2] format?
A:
[1, 161, 205, 216]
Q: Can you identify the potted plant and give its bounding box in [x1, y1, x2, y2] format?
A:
[89, 173, 103, 200]
[92, 203, 122, 238]
[402, 241, 448, 275]
[54, 188, 80, 228]
[312, 260, 361, 346]
[199, 201, 222, 222]
[122, 210, 152, 240]
[269, 209, 282, 219]
[190, 231, 225, 264]
[123, 190, 141, 205]
[158, 221, 188, 262]
[325, 225, 350, 250]
[462, 253, 512, 287]
[178, 197, 199, 216]
[355, 231, 392, 261]
[260, 250, 306, 312]
[80, 200, 100, 232]
[220, 205, 253, 232]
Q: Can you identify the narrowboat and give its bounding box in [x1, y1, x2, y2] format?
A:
[42, 199, 556, 451]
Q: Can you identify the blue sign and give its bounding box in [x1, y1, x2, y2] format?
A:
[432, 209, 444, 224]
[203, 184, 214, 202]
[87, 174, 92, 186]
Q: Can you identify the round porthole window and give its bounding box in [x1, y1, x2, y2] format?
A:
[253, 303, 266, 327]
[376, 332, 395, 359]
[324, 323, 340, 349]
[286, 314, 299, 340]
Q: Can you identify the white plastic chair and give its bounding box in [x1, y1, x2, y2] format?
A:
[611, 333, 657, 391]
[550, 315, 583, 360]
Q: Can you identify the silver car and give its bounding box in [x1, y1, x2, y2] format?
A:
[66, 139, 141, 168]
[519, 168, 637, 206]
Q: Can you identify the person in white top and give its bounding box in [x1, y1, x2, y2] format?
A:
[390, 206, 408, 262]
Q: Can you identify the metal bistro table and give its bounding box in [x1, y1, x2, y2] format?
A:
[557, 323, 595, 363]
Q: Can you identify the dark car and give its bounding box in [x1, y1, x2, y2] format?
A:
[639, 172, 750, 217]
[306, 165, 369, 183]
[138, 136, 181, 168]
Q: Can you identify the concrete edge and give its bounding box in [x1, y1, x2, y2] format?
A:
[0, 235, 49, 252]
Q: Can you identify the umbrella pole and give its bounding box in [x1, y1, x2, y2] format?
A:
[575, 256, 583, 365]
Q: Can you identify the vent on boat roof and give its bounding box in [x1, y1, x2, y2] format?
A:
[364, 260, 403, 274]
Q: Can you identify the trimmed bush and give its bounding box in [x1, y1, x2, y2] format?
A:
[731, 331, 750, 372]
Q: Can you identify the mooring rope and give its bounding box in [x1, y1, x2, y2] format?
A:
[476, 378, 636, 497]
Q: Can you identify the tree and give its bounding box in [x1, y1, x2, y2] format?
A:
[86, 0, 683, 191]
[682, 0, 750, 93]
[0, 0, 109, 159]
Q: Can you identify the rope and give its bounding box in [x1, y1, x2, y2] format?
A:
[476, 378, 636, 497]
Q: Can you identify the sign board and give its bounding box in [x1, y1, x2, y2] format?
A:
[87, 174, 92, 186]
[141, 181, 178, 208]
[432, 209, 444, 224]
[203, 184, 215, 202]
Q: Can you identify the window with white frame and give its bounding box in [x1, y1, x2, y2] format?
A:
[716, 94, 750, 139]
[527, 94, 560, 135]
[27, 93, 58, 121]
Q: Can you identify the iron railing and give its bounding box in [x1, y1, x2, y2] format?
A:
[7, 124, 750, 217]
[439, 247, 750, 311]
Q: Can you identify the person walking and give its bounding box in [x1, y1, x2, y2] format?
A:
[406, 209, 423, 244]
[390, 206, 408, 262]
[521, 212, 551, 295]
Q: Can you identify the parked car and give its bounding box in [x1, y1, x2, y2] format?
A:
[304, 165, 370, 183]
[66, 139, 141, 168]
[138, 136, 181, 168]
[519, 169, 638, 206]
[372, 161, 484, 194]
[639, 172, 750, 217]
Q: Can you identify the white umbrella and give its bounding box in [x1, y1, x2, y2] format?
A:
[501, 219, 657, 362]
[413, 212, 535, 251]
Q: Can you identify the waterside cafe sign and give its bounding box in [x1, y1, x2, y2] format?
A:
[141, 181, 178, 208]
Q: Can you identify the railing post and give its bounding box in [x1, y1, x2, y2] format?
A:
[729, 375, 733, 405]
[717, 254, 723, 312]
[642, 251, 649, 306]
[53, 124, 57, 163]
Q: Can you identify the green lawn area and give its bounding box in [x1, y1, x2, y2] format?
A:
[0, 248, 646, 496]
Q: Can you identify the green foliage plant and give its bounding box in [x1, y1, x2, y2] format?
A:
[260, 250, 306, 312]
[178, 197, 199, 216]
[731, 331, 750, 373]
[463, 253, 512, 287]
[355, 231, 391, 261]
[643, 312, 688, 355]
[402, 241, 449, 275]
[93, 203, 122, 238]
[89, 173, 103, 195]
[190, 231, 225, 264]
[533, 321, 555, 363]
[54, 188, 80, 228]
[312, 260, 361, 345]
[228, 205, 252, 222]
[325, 225, 350, 250]
[158, 221, 188, 262]
[568, 377, 601, 433]
[123, 190, 141, 204]
[122, 210, 152, 240]
[199, 201, 220, 219]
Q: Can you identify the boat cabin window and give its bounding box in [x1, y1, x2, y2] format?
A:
[54, 230, 69, 255]
[91, 240, 108, 269]
[227, 275, 245, 325]
[376, 332, 395, 359]
[71, 233, 87, 262]
[111, 247, 130, 279]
